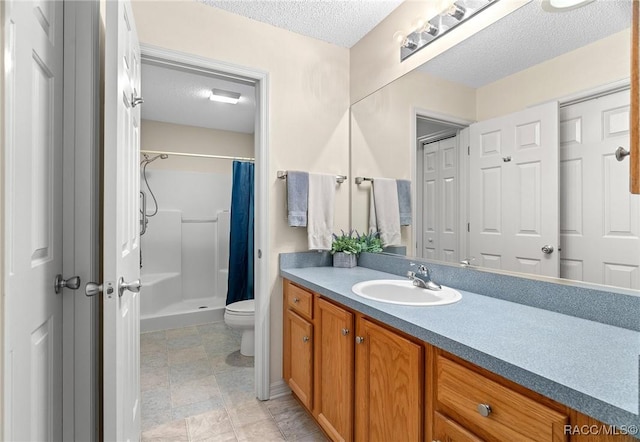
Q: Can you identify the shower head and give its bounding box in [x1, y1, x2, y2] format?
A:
[141, 153, 169, 165]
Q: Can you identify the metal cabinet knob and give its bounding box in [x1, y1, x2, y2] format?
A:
[541, 245, 554, 255]
[293, 297, 300, 303]
[118, 277, 141, 297]
[477, 403, 492, 417]
[54, 274, 81, 294]
[355, 336, 365, 344]
[341, 328, 350, 336]
[302, 336, 310, 343]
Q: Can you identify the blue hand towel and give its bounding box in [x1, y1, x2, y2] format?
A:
[287, 171, 309, 227]
[396, 179, 412, 226]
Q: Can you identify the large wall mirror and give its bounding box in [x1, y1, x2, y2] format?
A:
[351, 0, 639, 291]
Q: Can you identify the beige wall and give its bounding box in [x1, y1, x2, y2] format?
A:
[351, 69, 476, 249]
[131, 0, 350, 386]
[476, 29, 631, 120]
[350, 0, 529, 104]
[141, 120, 254, 174]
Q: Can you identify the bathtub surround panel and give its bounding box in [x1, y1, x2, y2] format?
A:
[181, 222, 217, 303]
[141, 210, 183, 274]
[140, 169, 234, 330]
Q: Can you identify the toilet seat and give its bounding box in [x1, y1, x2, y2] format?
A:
[225, 299, 255, 315]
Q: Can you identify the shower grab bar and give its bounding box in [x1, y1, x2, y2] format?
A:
[277, 170, 347, 184]
[140, 191, 148, 236]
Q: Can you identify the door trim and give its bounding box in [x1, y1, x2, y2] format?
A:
[62, 1, 101, 440]
[138, 44, 271, 400]
[411, 108, 473, 258]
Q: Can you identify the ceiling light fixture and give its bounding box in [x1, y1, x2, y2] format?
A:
[399, 0, 498, 61]
[209, 88, 241, 104]
[541, 0, 594, 12]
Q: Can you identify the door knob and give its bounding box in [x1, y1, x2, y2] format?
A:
[118, 277, 142, 297]
[541, 245, 554, 255]
[54, 274, 81, 294]
[615, 146, 630, 161]
[341, 328, 350, 336]
[355, 336, 365, 344]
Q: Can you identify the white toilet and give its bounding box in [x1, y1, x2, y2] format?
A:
[224, 299, 255, 356]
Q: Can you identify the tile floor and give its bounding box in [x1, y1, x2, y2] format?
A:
[141, 322, 327, 441]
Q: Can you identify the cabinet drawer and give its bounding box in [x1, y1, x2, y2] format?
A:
[436, 355, 568, 442]
[434, 412, 482, 442]
[286, 282, 313, 319]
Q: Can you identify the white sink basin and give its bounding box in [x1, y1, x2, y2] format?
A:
[351, 279, 462, 306]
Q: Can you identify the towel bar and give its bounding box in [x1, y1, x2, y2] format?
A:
[277, 170, 347, 184]
[355, 177, 373, 185]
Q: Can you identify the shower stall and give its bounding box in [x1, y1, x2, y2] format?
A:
[139, 152, 242, 332]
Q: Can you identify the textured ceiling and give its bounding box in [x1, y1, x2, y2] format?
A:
[420, 0, 632, 87]
[143, 0, 632, 132]
[141, 63, 256, 133]
[199, 0, 404, 48]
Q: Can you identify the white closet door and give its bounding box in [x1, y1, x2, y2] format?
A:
[420, 137, 459, 262]
[560, 90, 639, 289]
[102, 1, 142, 440]
[469, 102, 559, 276]
[4, 0, 64, 439]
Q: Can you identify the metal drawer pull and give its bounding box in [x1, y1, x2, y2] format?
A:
[293, 297, 300, 303]
[477, 403, 492, 417]
[302, 336, 310, 343]
[341, 328, 350, 336]
[355, 336, 365, 344]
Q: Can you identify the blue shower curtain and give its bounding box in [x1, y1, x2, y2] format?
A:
[226, 161, 255, 305]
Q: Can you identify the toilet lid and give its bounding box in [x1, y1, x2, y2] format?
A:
[226, 299, 255, 314]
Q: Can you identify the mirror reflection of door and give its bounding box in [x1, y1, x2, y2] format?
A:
[417, 88, 639, 289]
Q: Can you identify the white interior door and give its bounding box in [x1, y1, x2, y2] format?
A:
[560, 90, 639, 288]
[4, 0, 64, 440]
[420, 136, 459, 263]
[469, 102, 559, 276]
[101, 1, 142, 440]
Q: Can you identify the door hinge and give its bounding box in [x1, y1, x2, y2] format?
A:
[467, 145, 470, 155]
[467, 222, 470, 232]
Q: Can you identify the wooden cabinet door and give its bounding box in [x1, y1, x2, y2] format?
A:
[355, 317, 423, 442]
[315, 298, 355, 442]
[287, 309, 314, 409]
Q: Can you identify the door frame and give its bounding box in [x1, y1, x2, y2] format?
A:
[411, 108, 473, 260]
[138, 44, 271, 400]
[62, 1, 101, 440]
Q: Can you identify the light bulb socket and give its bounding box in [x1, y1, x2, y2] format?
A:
[447, 2, 466, 20]
[421, 23, 439, 37]
[402, 37, 418, 50]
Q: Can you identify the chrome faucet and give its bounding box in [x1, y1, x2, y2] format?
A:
[407, 263, 442, 291]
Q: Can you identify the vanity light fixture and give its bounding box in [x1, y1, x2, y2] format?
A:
[399, 0, 498, 61]
[209, 88, 241, 104]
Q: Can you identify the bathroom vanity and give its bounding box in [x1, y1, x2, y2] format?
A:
[280, 253, 639, 442]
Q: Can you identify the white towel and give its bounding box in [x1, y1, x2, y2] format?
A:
[307, 173, 336, 250]
[371, 178, 401, 246]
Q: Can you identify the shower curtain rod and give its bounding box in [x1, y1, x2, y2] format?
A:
[140, 149, 255, 162]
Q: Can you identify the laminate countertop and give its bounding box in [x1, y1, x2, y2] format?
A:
[280, 265, 640, 433]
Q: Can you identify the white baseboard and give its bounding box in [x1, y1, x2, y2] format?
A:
[269, 379, 291, 399]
